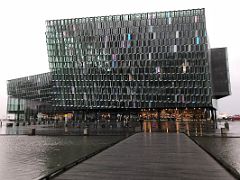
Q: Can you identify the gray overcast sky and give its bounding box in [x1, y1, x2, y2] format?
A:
[0, 0, 239, 118]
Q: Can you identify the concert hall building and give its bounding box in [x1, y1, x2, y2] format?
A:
[7, 8, 230, 132]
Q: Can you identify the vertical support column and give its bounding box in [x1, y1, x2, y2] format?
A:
[83, 111, 86, 122]
[157, 109, 160, 131]
[73, 110, 76, 122]
[214, 109, 217, 129]
[16, 98, 20, 126]
[210, 108, 215, 130]
[210, 109, 213, 120]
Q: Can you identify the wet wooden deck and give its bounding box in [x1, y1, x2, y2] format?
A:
[54, 133, 235, 180]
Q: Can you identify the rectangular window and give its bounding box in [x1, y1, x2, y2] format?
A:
[196, 37, 200, 44]
[176, 31, 179, 38]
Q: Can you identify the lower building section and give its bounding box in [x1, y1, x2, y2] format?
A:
[7, 100, 217, 134]
[7, 96, 53, 123]
[143, 120, 216, 135]
[139, 108, 217, 134]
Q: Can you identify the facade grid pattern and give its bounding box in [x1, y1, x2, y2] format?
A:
[46, 8, 212, 110]
[7, 73, 53, 120]
[7, 72, 52, 102]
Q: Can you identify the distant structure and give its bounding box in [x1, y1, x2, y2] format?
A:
[7, 8, 231, 132]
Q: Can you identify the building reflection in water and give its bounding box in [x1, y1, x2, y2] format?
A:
[139, 108, 215, 136]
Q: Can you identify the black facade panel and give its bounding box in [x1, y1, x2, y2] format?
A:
[210, 48, 231, 99]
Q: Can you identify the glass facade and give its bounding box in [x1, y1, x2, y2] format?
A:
[7, 73, 53, 120]
[45, 8, 212, 110]
[7, 72, 52, 102]
[7, 8, 231, 133]
[7, 97, 25, 113]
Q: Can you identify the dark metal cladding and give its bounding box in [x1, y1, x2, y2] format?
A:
[210, 48, 231, 99]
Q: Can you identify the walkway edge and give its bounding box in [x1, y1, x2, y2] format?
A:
[36, 133, 136, 180]
[187, 134, 240, 180]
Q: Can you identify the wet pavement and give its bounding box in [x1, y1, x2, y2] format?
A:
[55, 133, 234, 180]
[192, 121, 240, 178]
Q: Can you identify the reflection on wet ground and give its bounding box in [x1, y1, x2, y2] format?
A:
[0, 135, 125, 180]
[192, 121, 240, 176]
[0, 121, 239, 179]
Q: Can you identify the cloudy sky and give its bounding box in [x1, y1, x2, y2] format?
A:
[0, 0, 239, 118]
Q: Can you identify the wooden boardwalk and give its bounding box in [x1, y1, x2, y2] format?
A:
[54, 133, 235, 180]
